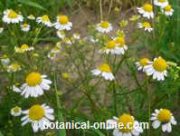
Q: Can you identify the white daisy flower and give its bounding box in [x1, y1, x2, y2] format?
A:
[162, 5, 174, 16]
[151, 108, 177, 133]
[11, 106, 22, 117]
[54, 15, 72, 31]
[27, 14, 35, 20]
[21, 104, 54, 133]
[7, 63, 21, 73]
[0, 27, 4, 33]
[154, 0, 169, 8]
[96, 21, 113, 33]
[114, 36, 128, 55]
[107, 114, 143, 136]
[17, 72, 52, 98]
[137, 4, 154, 19]
[138, 21, 153, 32]
[144, 57, 168, 81]
[136, 58, 151, 72]
[2, 9, 23, 24]
[91, 63, 115, 81]
[21, 23, 30, 32]
[15, 44, 34, 53]
[100, 40, 125, 55]
[36, 15, 52, 27]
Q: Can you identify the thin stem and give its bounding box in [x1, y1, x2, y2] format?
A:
[99, 0, 103, 20]
[54, 72, 66, 136]
[108, 0, 113, 19]
[112, 81, 117, 115]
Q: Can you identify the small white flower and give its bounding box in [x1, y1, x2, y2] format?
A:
[12, 85, 21, 93]
[2, 9, 23, 24]
[1, 55, 10, 66]
[27, 14, 35, 20]
[96, 21, 113, 33]
[144, 57, 168, 81]
[7, 63, 21, 73]
[151, 108, 177, 133]
[21, 104, 54, 133]
[154, 0, 169, 8]
[54, 15, 72, 31]
[16, 72, 52, 98]
[36, 15, 52, 27]
[138, 21, 153, 32]
[137, 4, 154, 19]
[107, 114, 143, 136]
[11, 106, 22, 117]
[135, 58, 151, 72]
[21, 23, 30, 32]
[162, 5, 174, 16]
[15, 44, 34, 53]
[91, 63, 114, 81]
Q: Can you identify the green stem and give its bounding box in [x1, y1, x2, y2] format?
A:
[54, 72, 66, 136]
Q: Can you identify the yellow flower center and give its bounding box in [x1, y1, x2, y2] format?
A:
[8, 10, 18, 19]
[41, 15, 50, 22]
[62, 73, 70, 79]
[100, 21, 110, 28]
[157, 109, 171, 122]
[164, 5, 172, 11]
[142, 22, 151, 28]
[58, 15, 69, 24]
[153, 57, 167, 72]
[26, 72, 42, 86]
[159, 0, 166, 2]
[143, 4, 153, 12]
[115, 37, 125, 47]
[12, 106, 21, 113]
[139, 58, 149, 66]
[29, 105, 45, 121]
[22, 23, 28, 28]
[118, 114, 134, 132]
[98, 63, 111, 72]
[106, 40, 116, 49]
[21, 44, 29, 50]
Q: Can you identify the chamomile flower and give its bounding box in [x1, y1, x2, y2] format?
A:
[107, 114, 143, 136]
[2, 9, 23, 24]
[154, 0, 169, 8]
[13, 85, 21, 93]
[144, 57, 168, 81]
[36, 15, 52, 27]
[162, 5, 174, 16]
[21, 23, 30, 32]
[27, 14, 35, 20]
[137, 4, 154, 19]
[138, 21, 153, 32]
[11, 106, 22, 117]
[18, 72, 52, 98]
[7, 63, 21, 73]
[136, 58, 150, 72]
[100, 40, 122, 55]
[48, 45, 61, 60]
[151, 109, 177, 133]
[15, 44, 34, 53]
[21, 104, 54, 132]
[114, 36, 128, 55]
[91, 63, 115, 81]
[96, 21, 113, 33]
[54, 15, 72, 31]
